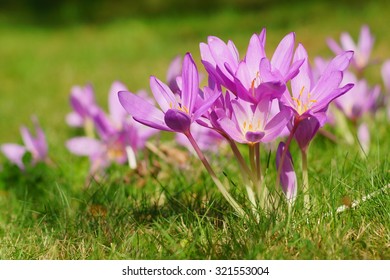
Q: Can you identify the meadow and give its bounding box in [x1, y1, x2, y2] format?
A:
[0, 0, 389, 259]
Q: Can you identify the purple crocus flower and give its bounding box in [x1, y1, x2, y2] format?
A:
[218, 97, 292, 144]
[66, 84, 98, 129]
[200, 29, 302, 103]
[118, 52, 221, 135]
[67, 82, 157, 176]
[276, 142, 297, 204]
[280, 44, 354, 130]
[327, 25, 374, 73]
[334, 71, 380, 122]
[1, 117, 48, 170]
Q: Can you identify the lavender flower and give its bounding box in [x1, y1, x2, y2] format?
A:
[327, 25, 374, 74]
[1, 117, 48, 170]
[118, 53, 221, 134]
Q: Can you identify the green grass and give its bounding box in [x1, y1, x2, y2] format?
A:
[0, 1, 389, 259]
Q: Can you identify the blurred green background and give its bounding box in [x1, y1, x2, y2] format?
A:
[0, 0, 389, 148]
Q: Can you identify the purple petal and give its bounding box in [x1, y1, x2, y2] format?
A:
[327, 38, 343, 55]
[1, 143, 27, 170]
[276, 142, 297, 203]
[271, 32, 295, 79]
[262, 109, 292, 143]
[66, 137, 103, 157]
[192, 87, 222, 121]
[149, 76, 178, 112]
[164, 109, 191, 133]
[358, 122, 370, 154]
[166, 55, 182, 93]
[294, 117, 320, 152]
[108, 81, 129, 126]
[381, 60, 390, 92]
[181, 53, 199, 114]
[66, 112, 83, 127]
[118, 91, 172, 131]
[245, 33, 265, 76]
[218, 117, 245, 143]
[245, 131, 265, 143]
[358, 25, 374, 61]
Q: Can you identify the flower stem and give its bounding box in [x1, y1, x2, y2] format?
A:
[301, 147, 310, 211]
[185, 131, 245, 217]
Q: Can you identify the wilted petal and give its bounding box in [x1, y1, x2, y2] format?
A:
[276, 142, 297, 204]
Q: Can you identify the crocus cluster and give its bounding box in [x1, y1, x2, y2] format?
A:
[118, 28, 355, 216]
[323, 25, 381, 155]
[2, 25, 389, 219]
[66, 81, 157, 181]
[0, 116, 49, 170]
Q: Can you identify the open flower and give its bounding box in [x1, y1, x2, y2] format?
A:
[280, 44, 354, 128]
[1, 117, 48, 170]
[118, 52, 221, 135]
[327, 25, 374, 73]
[200, 29, 302, 103]
[66, 82, 156, 177]
[334, 71, 380, 122]
[218, 97, 292, 144]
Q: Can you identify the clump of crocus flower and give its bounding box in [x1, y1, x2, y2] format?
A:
[1, 116, 49, 170]
[66, 81, 157, 182]
[118, 28, 354, 218]
[327, 24, 375, 77]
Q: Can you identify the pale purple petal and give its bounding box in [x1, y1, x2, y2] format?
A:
[66, 112, 83, 127]
[245, 34, 264, 76]
[1, 144, 27, 170]
[181, 53, 199, 114]
[192, 87, 222, 121]
[166, 55, 182, 93]
[340, 32, 356, 52]
[358, 25, 374, 61]
[381, 60, 390, 93]
[262, 109, 292, 143]
[327, 38, 343, 55]
[108, 81, 129, 126]
[218, 117, 245, 143]
[150, 76, 178, 112]
[118, 90, 172, 131]
[276, 142, 297, 203]
[358, 122, 370, 155]
[271, 32, 295, 79]
[66, 137, 104, 157]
